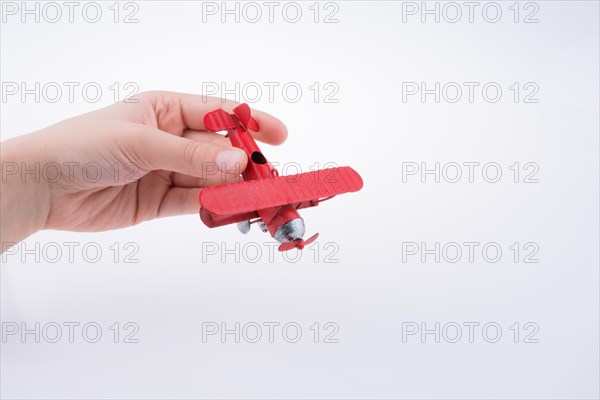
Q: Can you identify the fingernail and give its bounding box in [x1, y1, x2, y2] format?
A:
[216, 149, 246, 173]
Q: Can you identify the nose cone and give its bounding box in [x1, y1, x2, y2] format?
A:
[274, 218, 306, 243]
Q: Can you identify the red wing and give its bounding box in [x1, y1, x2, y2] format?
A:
[199, 166, 363, 217]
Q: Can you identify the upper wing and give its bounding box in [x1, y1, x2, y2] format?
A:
[199, 166, 363, 217]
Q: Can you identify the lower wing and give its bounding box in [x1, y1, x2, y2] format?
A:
[199, 166, 363, 227]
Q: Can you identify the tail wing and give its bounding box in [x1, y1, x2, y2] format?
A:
[203, 109, 240, 132]
[232, 103, 259, 131]
[203, 104, 259, 132]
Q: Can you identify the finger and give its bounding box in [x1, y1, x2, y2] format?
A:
[172, 170, 243, 188]
[182, 129, 232, 147]
[133, 126, 248, 178]
[174, 129, 237, 187]
[142, 91, 288, 145]
[157, 187, 201, 217]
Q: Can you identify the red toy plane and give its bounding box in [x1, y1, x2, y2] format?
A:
[199, 103, 363, 251]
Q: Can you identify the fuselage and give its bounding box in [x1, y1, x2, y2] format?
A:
[227, 126, 304, 243]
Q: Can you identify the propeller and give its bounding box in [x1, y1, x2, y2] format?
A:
[278, 233, 319, 252]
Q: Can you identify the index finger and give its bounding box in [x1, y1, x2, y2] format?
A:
[142, 91, 288, 145]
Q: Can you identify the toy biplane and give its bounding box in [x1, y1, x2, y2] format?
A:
[199, 104, 363, 251]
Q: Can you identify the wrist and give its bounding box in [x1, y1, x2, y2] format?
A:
[1, 135, 51, 248]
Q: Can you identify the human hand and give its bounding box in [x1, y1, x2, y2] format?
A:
[0, 91, 287, 247]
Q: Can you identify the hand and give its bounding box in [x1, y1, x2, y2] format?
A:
[0, 91, 287, 248]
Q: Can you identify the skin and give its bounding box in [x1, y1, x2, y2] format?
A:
[0, 91, 287, 252]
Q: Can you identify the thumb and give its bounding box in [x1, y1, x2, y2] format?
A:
[136, 127, 248, 177]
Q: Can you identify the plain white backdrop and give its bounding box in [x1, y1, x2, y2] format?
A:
[1, 1, 599, 398]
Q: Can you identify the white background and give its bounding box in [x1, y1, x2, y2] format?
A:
[1, 1, 599, 399]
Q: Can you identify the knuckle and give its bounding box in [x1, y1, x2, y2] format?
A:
[137, 90, 164, 101]
[131, 90, 155, 105]
[135, 91, 172, 111]
[183, 140, 203, 167]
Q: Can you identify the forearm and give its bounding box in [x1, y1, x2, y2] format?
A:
[1, 135, 51, 251]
